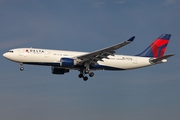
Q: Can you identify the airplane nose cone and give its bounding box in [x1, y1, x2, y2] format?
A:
[3, 53, 8, 58]
[3, 52, 16, 61]
[3, 53, 6, 57]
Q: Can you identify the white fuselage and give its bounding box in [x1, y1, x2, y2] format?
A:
[3, 48, 153, 70]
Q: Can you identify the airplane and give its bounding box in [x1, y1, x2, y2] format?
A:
[3, 33, 174, 81]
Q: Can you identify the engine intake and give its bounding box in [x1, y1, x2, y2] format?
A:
[60, 58, 77, 67]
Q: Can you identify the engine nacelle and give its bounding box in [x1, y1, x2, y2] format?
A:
[51, 67, 69, 74]
[60, 58, 77, 67]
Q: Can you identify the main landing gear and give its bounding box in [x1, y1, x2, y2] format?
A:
[78, 69, 94, 81]
[20, 63, 24, 71]
[78, 62, 95, 81]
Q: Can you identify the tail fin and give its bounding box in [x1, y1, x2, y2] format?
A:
[137, 33, 171, 58]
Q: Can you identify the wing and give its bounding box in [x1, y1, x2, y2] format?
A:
[76, 36, 135, 64]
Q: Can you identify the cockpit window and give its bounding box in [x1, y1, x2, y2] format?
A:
[8, 51, 14, 53]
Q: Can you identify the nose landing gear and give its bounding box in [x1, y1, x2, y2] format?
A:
[20, 63, 24, 71]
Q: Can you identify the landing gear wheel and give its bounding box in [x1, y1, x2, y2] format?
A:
[83, 76, 88, 81]
[89, 72, 94, 77]
[20, 63, 24, 71]
[20, 67, 24, 71]
[78, 74, 83, 78]
[84, 69, 89, 74]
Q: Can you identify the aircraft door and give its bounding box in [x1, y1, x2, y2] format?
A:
[45, 51, 50, 58]
[19, 49, 28, 57]
[19, 50, 23, 56]
[133, 58, 137, 64]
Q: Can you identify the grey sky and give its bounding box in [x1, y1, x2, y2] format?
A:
[0, 0, 180, 120]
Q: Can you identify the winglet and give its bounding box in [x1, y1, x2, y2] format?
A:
[128, 36, 135, 42]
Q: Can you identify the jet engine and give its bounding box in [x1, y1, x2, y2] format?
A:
[51, 66, 69, 74]
[60, 58, 77, 67]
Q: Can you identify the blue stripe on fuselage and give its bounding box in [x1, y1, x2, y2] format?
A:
[23, 62, 125, 71]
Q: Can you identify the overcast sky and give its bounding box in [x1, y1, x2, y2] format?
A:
[0, 0, 180, 120]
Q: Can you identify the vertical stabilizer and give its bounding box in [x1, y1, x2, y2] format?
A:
[137, 34, 171, 58]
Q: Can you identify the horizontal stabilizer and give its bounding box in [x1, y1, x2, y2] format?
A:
[150, 54, 175, 63]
